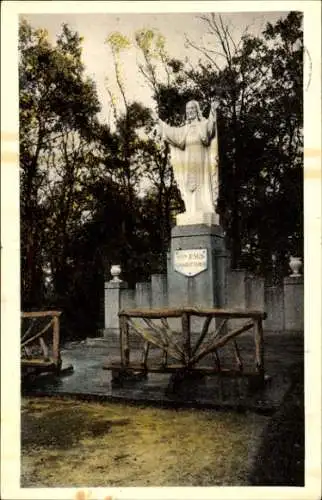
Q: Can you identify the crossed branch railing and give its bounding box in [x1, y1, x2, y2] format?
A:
[109, 307, 266, 381]
[21, 310, 62, 374]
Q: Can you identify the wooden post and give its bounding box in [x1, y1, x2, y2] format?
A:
[192, 315, 212, 356]
[161, 345, 168, 367]
[52, 314, 61, 371]
[182, 311, 191, 365]
[141, 341, 150, 369]
[233, 340, 243, 372]
[119, 314, 124, 366]
[123, 316, 130, 367]
[119, 314, 128, 367]
[254, 318, 264, 381]
[212, 349, 221, 371]
[39, 337, 49, 361]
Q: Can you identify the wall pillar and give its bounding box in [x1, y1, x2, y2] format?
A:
[151, 274, 168, 308]
[264, 284, 284, 332]
[104, 272, 128, 339]
[135, 282, 152, 308]
[284, 275, 304, 331]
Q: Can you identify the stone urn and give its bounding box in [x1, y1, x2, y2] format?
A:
[110, 264, 121, 282]
[289, 256, 302, 277]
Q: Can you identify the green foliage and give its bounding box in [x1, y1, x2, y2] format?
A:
[106, 32, 131, 52]
[20, 19, 103, 335]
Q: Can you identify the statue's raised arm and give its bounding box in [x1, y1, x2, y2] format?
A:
[205, 99, 219, 143]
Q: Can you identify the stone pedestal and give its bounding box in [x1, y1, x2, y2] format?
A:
[104, 279, 128, 338]
[167, 224, 228, 332]
[176, 211, 219, 227]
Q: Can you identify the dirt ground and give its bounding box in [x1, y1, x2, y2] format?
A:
[21, 397, 267, 487]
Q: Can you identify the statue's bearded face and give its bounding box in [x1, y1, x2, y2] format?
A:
[186, 102, 198, 122]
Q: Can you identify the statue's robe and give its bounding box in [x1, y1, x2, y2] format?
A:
[160, 113, 219, 216]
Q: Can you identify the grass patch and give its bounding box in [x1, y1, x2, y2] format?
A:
[21, 396, 267, 487]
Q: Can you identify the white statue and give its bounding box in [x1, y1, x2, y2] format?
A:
[155, 99, 220, 226]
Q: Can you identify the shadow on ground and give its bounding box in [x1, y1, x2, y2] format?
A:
[248, 362, 304, 485]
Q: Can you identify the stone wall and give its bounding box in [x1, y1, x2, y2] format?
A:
[103, 268, 304, 338]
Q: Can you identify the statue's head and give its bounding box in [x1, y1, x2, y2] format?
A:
[186, 100, 202, 123]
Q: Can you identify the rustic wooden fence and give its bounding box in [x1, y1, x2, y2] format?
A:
[105, 307, 266, 383]
[21, 310, 62, 377]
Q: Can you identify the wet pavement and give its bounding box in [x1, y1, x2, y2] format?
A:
[22, 331, 303, 414]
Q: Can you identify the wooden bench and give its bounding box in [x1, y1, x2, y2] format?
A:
[21, 310, 62, 378]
